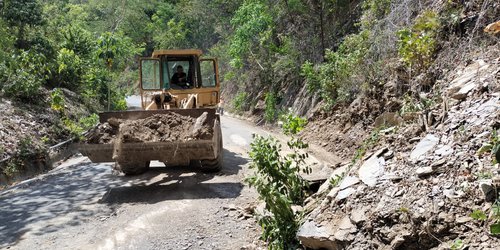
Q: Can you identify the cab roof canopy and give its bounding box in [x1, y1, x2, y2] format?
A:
[152, 49, 203, 58]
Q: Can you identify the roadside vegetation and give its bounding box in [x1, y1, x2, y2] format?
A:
[247, 113, 309, 249]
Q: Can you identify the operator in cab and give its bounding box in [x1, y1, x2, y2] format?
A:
[171, 65, 189, 88]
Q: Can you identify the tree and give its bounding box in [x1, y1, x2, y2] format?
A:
[229, 0, 273, 68]
[0, 0, 44, 49]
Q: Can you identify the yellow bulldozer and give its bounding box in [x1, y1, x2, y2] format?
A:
[78, 49, 223, 174]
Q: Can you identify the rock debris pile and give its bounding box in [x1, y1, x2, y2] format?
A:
[298, 58, 500, 249]
[85, 112, 213, 144]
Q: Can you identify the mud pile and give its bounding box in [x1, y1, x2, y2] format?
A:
[86, 112, 213, 144]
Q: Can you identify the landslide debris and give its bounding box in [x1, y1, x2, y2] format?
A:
[85, 112, 213, 144]
[297, 55, 500, 249]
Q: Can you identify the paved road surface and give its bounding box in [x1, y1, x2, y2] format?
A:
[0, 115, 270, 250]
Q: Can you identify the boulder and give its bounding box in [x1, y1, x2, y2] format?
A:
[434, 145, 453, 157]
[447, 60, 490, 100]
[410, 134, 439, 161]
[416, 167, 434, 178]
[336, 187, 356, 200]
[339, 176, 360, 190]
[297, 220, 339, 250]
[297, 215, 357, 250]
[358, 155, 385, 187]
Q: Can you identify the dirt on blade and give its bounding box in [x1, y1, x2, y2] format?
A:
[85, 113, 213, 144]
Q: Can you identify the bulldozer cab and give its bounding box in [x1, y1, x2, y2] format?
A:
[139, 49, 220, 110]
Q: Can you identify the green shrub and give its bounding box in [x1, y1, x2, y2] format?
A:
[232, 92, 248, 112]
[79, 113, 99, 130]
[55, 48, 83, 90]
[397, 10, 440, 72]
[61, 25, 95, 58]
[247, 135, 310, 249]
[470, 209, 487, 221]
[63, 113, 99, 140]
[280, 111, 307, 135]
[112, 97, 127, 111]
[2, 160, 20, 177]
[229, 1, 272, 68]
[50, 88, 65, 112]
[82, 66, 110, 109]
[247, 113, 310, 248]
[63, 118, 85, 140]
[18, 137, 46, 159]
[264, 91, 278, 123]
[2, 50, 48, 100]
[302, 31, 369, 108]
[300, 61, 319, 93]
[363, 0, 391, 18]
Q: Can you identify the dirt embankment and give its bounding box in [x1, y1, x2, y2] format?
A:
[0, 88, 91, 187]
[86, 112, 214, 144]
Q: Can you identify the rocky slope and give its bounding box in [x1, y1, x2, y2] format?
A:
[297, 53, 500, 248]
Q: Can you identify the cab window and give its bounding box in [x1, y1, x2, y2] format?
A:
[200, 59, 217, 87]
[141, 59, 160, 90]
[162, 56, 195, 89]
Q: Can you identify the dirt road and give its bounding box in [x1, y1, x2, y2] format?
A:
[0, 116, 270, 250]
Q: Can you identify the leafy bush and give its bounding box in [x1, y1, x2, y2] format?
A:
[470, 209, 487, 221]
[0, 19, 14, 62]
[17, 136, 46, 160]
[363, 0, 391, 19]
[63, 118, 85, 140]
[264, 91, 278, 123]
[61, 25, 95, 58]
[397, 10, 440, 72]
[55, 48, 83, 90]
[232, 92, 248, 113]
[247, 113, 310, 248]
[280, 111, 307, 136]
[2, 50, 48, 100]
[82, 66, 110, 109]
[300, 61, 319, 93]
[112, 97, 128, 111]
[302, 31, 370, 108]
[2, 160, 20, 177]
[50, 88, 65, 112]
[79, 113, 99, 130]
[63, 113, 99, 140]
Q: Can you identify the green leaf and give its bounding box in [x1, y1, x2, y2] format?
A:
[490, 223, 500, 235]
[470, 210, 487, 221]
[477, 144, 493, 155]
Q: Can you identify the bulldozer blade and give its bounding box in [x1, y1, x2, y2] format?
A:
[78, 108, 221, 165]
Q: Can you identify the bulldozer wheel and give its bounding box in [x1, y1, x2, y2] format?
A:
[200, 125, 223, 173]
[119, 161, 150, 175]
